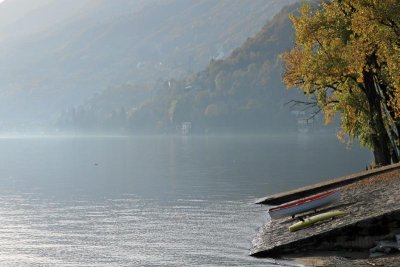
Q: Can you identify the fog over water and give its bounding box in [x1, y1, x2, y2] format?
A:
[0, 134, 371, 266]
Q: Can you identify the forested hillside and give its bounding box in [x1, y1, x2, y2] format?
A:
[0, 0, 295, 130]
[58, 3, 318, 134]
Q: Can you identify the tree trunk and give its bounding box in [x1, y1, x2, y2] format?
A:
[375, 79, 400, 163]
[392, 151, 399, 164]
[363, 69, 392, 166]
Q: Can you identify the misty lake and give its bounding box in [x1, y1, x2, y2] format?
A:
[0, 134, 371, 266]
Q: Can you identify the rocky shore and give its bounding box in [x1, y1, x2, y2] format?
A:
[293, 253, 400, 266]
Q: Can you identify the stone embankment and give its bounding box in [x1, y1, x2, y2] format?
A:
[251, 163, 400, 266]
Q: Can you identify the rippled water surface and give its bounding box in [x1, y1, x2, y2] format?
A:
[0, 134, 371, 266]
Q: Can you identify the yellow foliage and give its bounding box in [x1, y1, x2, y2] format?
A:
[282, 0, 400, 148]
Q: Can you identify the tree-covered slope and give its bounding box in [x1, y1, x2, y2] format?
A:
[0, 0, 295, 129]
[59, 2, 313, 134]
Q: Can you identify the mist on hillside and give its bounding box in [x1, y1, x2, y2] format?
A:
[0, 0, 312, 135]
[0, 2, 376, 265]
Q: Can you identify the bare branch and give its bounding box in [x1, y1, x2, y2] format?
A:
[284, 99, 318, 108]
[306, 108, 322, 122]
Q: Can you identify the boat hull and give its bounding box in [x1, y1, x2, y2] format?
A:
[268, 190, 340, 219]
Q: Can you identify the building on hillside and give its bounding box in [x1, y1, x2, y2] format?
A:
[181, 122, 192, 135]
[291, 110, 314, 133]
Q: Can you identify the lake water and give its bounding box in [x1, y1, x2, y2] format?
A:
[0, 134, 371, 266]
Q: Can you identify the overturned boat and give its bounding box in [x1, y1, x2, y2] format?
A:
[268, 190, 340, 219]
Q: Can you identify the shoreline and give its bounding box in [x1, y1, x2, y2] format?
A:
[291, 253, 400, 267]
[252, 163, 400, 266]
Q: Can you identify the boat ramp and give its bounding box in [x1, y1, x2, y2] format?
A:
[251, 163, 400, 258]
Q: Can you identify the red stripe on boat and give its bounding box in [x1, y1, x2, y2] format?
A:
[268, 190, 337, 212]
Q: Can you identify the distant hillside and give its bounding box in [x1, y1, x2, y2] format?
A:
[0, 0, 296, 129]
[58, 2, 322, 134]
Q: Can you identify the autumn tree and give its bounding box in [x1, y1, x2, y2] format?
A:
[282, 0, 400, 166]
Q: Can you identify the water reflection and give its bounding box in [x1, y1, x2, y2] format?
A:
[0, 134, 371, 266]
[0, 192, 281, 266]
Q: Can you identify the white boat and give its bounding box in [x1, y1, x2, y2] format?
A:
[268, 190, 341, 220]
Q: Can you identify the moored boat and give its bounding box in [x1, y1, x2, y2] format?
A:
[268, 190, 340, 219]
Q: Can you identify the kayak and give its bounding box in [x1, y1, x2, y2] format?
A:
[268, 190, 340, 219]
[289, 210, 347, 232]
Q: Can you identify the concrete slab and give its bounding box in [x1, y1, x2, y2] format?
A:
[251, 166, 400, 257]
[255, 163, 400, 205]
